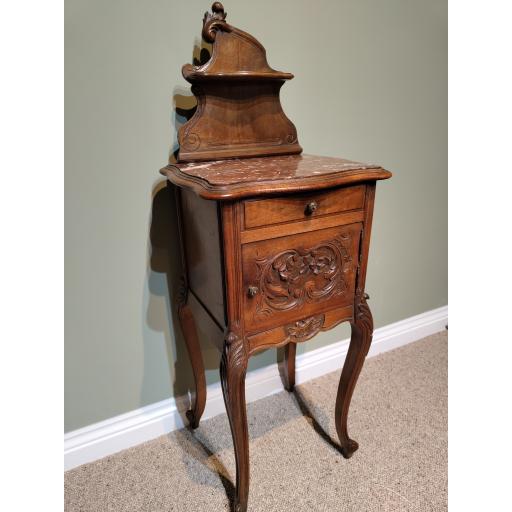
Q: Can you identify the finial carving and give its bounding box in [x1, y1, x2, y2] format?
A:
[202, 2, 230, 42]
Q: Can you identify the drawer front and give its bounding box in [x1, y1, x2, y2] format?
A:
[242, 223, 362, 333]
[244, 185, 365, 229]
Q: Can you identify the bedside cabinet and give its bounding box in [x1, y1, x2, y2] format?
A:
[161, 154, 391, 511]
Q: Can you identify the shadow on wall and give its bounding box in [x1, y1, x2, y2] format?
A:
[140, 41, 218, 420]
[169, 41, 211, 161]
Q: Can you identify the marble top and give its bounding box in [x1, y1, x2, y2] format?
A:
[161, 154, 391, 200]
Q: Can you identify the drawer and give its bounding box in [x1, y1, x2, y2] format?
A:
[243, 185, 365, 229]
[242, 223, 362, 333]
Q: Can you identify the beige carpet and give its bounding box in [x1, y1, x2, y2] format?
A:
[65, 332, 447, 512]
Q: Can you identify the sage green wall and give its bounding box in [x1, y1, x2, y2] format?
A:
[65, 0, 447, 432]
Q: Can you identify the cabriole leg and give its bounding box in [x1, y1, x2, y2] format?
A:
[335, 293, 373, 458]
[283, 342, 296, 391]
[220, 331, 249, 512]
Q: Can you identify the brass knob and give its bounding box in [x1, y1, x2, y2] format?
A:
[247, 285, 259, 298]
[305, 201, 318, 215]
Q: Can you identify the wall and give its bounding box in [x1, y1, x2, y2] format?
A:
[65, 0, 447, 432]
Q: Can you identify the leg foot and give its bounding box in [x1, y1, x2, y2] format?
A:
[335, 293, 373, 458]
[221, 330, 249, 512]
[283, 343, 296, 392]
[340, 439, 359, 459]
[185, 409, 200, 430]
[178, 297, 206, 429]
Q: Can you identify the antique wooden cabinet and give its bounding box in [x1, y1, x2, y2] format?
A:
[161, 4, 392, 511]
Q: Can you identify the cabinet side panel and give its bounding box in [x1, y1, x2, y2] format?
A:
[355, 182, 376, 297]
[181, 189, 226, 327]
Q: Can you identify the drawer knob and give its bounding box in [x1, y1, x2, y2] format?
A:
[247, 285, 259, 298]
[305, 201, 318, 215]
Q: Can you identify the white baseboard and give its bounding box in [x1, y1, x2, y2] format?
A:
[64, 305, 447, 471]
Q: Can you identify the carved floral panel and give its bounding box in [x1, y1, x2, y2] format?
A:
[253, 234, 354, 320]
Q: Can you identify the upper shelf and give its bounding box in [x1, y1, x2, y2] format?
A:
[176, 2, 302, 163]
[183, 2, 293, 82]
[181, 66, 294, 82]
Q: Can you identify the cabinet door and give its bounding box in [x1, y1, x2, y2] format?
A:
[242, 223, 362, 333]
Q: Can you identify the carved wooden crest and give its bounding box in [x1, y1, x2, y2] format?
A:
[177, 2, 302, 162]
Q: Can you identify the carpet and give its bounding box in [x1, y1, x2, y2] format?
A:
[65, 331, 447, 511]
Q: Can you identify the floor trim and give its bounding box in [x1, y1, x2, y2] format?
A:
[64, 305, 447, 471]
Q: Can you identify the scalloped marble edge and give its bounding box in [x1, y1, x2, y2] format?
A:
[160, 164, 392, 200]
